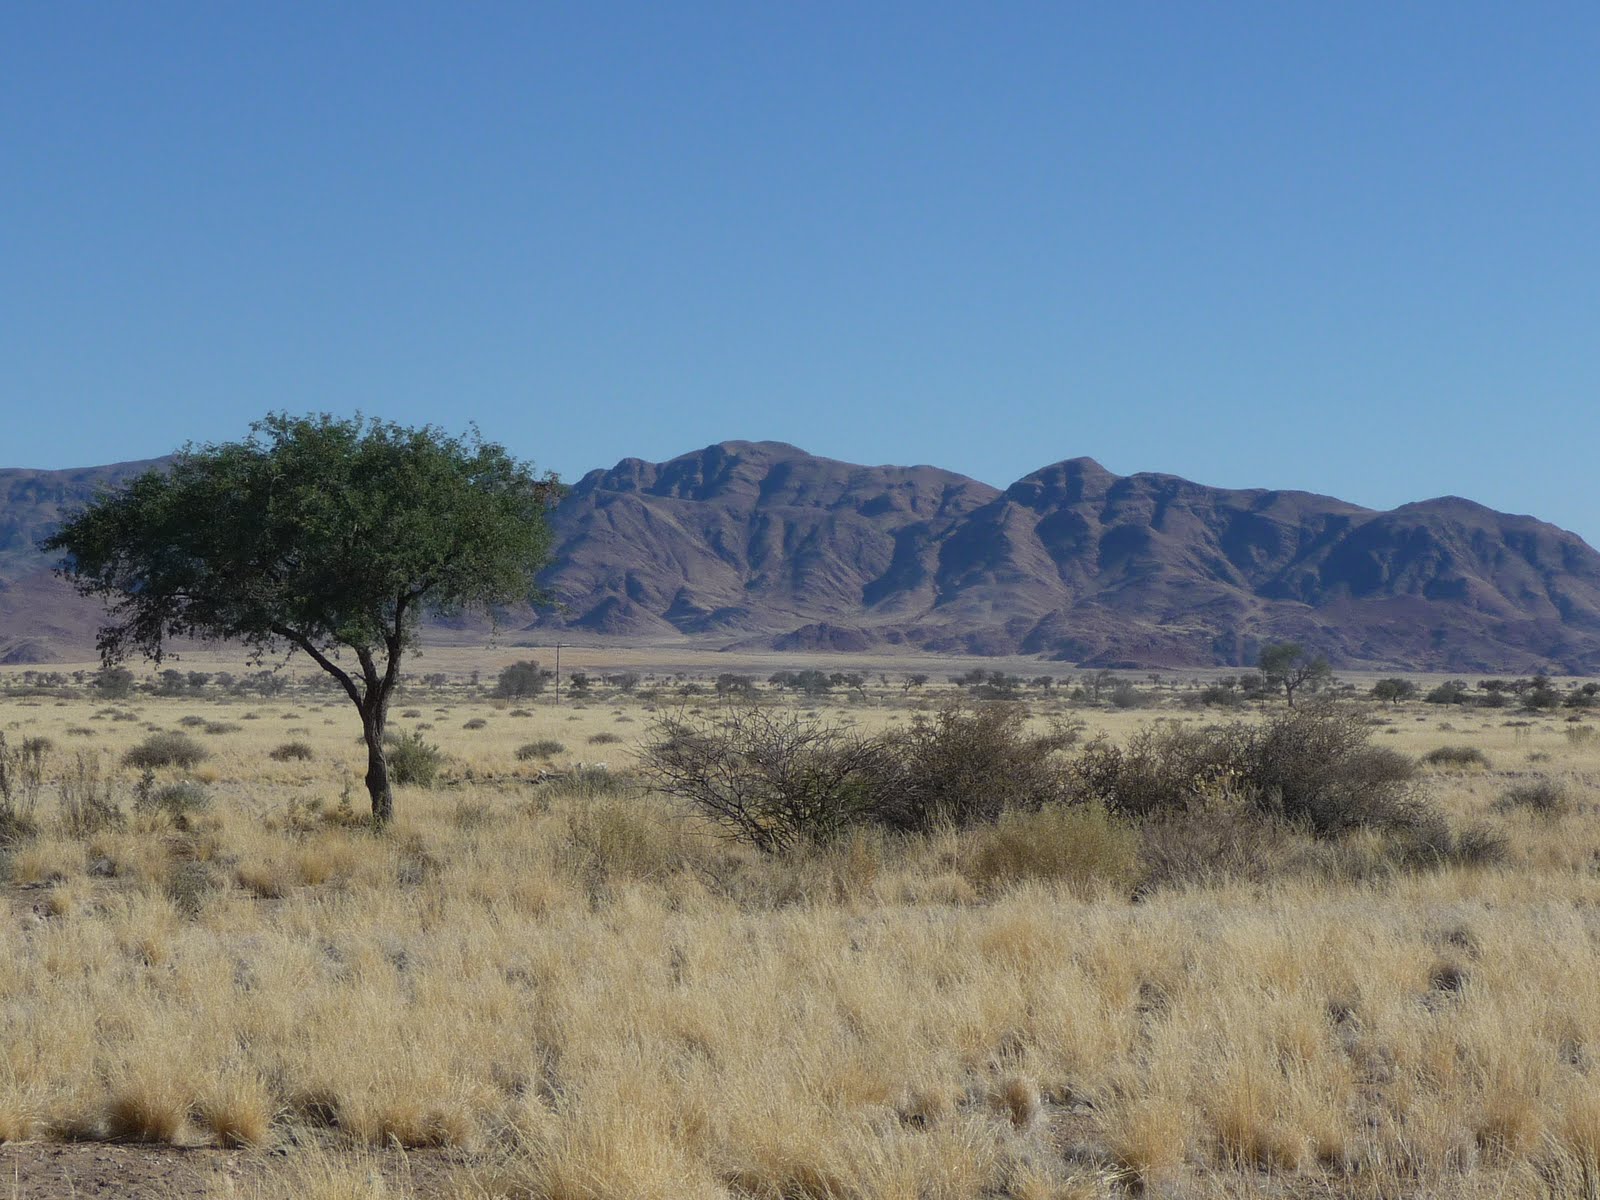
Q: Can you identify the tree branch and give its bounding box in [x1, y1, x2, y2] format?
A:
[271, 624, 362, 706]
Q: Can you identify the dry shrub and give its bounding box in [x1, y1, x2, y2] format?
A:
[643, 706, 888, 852]
[869, 701, 1078, 832]
[968, 804, 1139, 897]
[1137, 792, 1306, 891]
[123, 731, 209, 770]
[135, 779, 210, 818]
[564, 798, 682, 882]
[58, 752, 123, 837]
[0, 731, 45, 844]
[1422, 744, 1491, 770]
[228, 1146, 414, 1200]
[1496, 778, 1572, 818]
[196, 1069, 275, 1147]
[1071, 705, 1423, 838]
[270, 740, 315, 762]
[104, 1065, 191, 1142]
[235, 861, 289, 899]
[517, 739, 565, 760]
[165, 859, 219, 916]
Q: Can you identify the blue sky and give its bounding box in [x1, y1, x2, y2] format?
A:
[5, 4, 1598, 542]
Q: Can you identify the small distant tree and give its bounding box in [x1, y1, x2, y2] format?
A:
[45, 413, 561, 823]
[1257, 643, 1332, 708]
[1371, 678, 1417, 706]
[715, 673, 755, 699]
[794, 669, 832, 697]
[93, 666, 135, 699]
[567, 671, 591, 699]
[902, 673, 929, 693]
[496, 660, 551, 699]
[1424, 679, 1471, 705]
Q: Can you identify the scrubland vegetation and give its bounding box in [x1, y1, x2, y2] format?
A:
[2, 662, 1600, 1197]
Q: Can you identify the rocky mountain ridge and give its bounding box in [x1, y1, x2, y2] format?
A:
[5, 442, 1600, 671]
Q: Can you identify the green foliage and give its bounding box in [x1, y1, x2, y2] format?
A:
[495, 660, 551, 698]
[46, 413, 561, 822]
[124, 732, 209, 770]
[46, 414, 560, 664]
[1424, 680, 1472, 705]
[384, 730, 444, 788]
[93, 667, 135, 699]
[1256, 642, 1332, 707]
[1371, 678, 1418, 704]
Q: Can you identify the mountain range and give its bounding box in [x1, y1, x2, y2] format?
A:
[5, 441, 1600, 671]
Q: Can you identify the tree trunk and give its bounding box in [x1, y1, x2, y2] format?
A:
[362, 708, 393, 824]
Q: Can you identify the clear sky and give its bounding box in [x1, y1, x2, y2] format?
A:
[5, 4, 1598, 542]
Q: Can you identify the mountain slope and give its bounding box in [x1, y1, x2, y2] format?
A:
[528, 444, 1600, 670]
[3, 444, 1599, 671]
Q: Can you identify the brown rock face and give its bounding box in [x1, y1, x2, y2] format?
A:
[6, 443, 1600, 671]
[529, 443, 1600, 670]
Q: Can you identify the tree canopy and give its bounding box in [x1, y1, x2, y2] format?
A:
[1256, 642, 1332, 708]
[45, 413, 562, 821]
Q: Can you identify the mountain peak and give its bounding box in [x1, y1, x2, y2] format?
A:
[4, 443, 1599, 671]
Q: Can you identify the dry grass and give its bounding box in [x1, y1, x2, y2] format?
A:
[0, 667, 1597, 1196]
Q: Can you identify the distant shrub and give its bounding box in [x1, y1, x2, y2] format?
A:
[203, 722, 242, 736]
[124, 732, 209, 770]
[136, 780, 211, 818]
[1496, 778, 1571, 819]
[1422, 745, 1491, 770]
[516, 740, 566, 761]
[269, 741, 315, 762]
[587, 732, 623, 745]
[1108, 683, 1145, 709]
[178, 715, 207, 728]
[384, 731, 443, 788]
[462, 718, 488, 730]
[494, 660, 550, 699]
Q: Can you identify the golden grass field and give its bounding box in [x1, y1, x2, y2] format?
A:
[1, 651, 1599, 1198]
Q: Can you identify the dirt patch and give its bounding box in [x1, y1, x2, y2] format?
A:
[0, 1142, 461, 1199]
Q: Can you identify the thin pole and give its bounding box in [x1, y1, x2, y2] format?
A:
[554, 642, 561, 706]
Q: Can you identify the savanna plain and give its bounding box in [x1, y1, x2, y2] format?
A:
[2, 653, 1600, 1199]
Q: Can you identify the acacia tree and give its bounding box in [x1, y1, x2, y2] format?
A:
[45, 414, 561, 823]
[1257, 641, 1332, 708]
